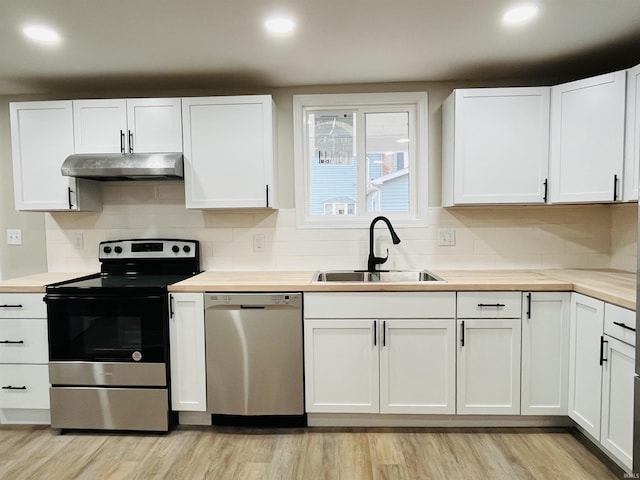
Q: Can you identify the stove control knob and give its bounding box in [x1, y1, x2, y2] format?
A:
[172, 245, 180, 253]
[103, 246, 112, 254]
[114, 246, 123, 254]
[183, 245, 191, 253]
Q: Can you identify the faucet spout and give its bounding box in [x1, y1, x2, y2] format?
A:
[367, 216, 401, 272]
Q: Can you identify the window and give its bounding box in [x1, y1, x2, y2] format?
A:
[294, 92, 428, 228]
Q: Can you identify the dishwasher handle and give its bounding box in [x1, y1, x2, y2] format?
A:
[240, 305, 266, 309]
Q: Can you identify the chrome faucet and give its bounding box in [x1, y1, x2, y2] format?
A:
[367, 216, 401, 272]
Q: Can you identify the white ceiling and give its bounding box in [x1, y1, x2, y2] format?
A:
[2, 0, 640, 95]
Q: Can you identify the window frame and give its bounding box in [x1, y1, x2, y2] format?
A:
[293, 92, 429, 228]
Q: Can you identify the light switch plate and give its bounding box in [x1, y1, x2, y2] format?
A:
[253, 234, 266, 253]
[7, 229, 22, 246]
[438, 228, 456, 246]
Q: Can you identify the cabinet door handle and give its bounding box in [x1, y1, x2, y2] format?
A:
[2, 386, 27, 390]
[613, 321, 636, 332]
[0, 340, 24, 344]
[67, 187, 74, 209]
[526, 293, 531, 319]
[477, 303, 505, 308]
[613, 174, 618, 201]
[543, 178, 548, 203]
[382, 320, 386, 347]
[0, 304, 23, 308]
[373, 321, 377, 347]
[460, 321, 465, 347]
[128, 130, 134, 153]
[599, 336, 608, 366]
[120, 130, 125, 153]
[169, 294, 174, 318]
[266, 185, 270, 208]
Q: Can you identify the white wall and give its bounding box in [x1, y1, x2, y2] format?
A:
[611, 203, 638, 271]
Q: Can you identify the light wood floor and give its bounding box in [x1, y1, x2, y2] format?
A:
[0, 425, 621, 480]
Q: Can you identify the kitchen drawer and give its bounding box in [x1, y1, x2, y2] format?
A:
[304, 292, 456, 319]
[0, 294, 46, 319]
[604, 303, 635, 346]
[0, 365, 50, 409]
[457, 292, 522, 318]
[0, 319, 48, 364]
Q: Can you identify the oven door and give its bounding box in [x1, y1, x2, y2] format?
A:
[45, 293, 167, 363]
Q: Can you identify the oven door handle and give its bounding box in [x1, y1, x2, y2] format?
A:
[44, 294, 164, 302]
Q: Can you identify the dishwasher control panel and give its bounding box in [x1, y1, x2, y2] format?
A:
[205, 292, 302, 309]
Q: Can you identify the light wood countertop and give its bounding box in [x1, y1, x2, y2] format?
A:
[0, 269, 634, 310]
[169, 268, 636, 310]
[0, 272, 95, 293]
[539, 269, 636, 310]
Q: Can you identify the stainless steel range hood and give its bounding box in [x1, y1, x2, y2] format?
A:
[61, 153, 184, 181]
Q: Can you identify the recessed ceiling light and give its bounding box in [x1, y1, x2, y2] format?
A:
[264, 15, 296, 36]
[502, 4, 539, 26]
[22, 24, 61, 45]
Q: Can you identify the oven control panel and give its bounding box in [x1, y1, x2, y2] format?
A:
[99, 239, 198, 260]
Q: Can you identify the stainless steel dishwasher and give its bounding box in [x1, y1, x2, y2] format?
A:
[204, 292, 305, 425]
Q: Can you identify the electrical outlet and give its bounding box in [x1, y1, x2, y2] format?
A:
[253, 234, 266, 253]
[72, 233, 84, 250]
[7, 229, 22, 246]
[438, 228, 456, 246]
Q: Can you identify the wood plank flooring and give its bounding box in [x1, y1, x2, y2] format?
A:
[0, 425, 621, 480]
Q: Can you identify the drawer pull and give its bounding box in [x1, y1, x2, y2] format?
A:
[0, 340, 24, 344]
[477, 303, 506, 308]
[0, 304, 23, 308]
[2, 386, 27, 390]
[613, 321, 636, 332]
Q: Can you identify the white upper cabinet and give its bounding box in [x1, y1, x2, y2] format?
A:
[10, 101, 101, 211]
[624, 63, 640, 201]
[442, 87, 550, 205]
[182, 95, 277, 209]
[549, 71, 626, 203]
[73, 98, 183, 154]
[73, 99, 126, 153]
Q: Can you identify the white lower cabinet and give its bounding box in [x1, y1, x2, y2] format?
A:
[568, 293, 605, 439]
[0, 294, 50, 424]
[521, 292, 571, 415]
[456, 319, 521, 414]
[568, 293, 635, 472]
[304, 319, 379, 413]
[380, 319, 456, 414]
[456, 291, 522, 415]
[168, 293, 206, 412]
[304, 318, 456, 415]
[303, 292, 456, 415]
[600, 336, 634, 470]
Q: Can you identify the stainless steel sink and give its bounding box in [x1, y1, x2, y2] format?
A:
[312, 270, 445, 283]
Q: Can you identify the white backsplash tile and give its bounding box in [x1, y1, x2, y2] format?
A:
[44, 186, 637, 273]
